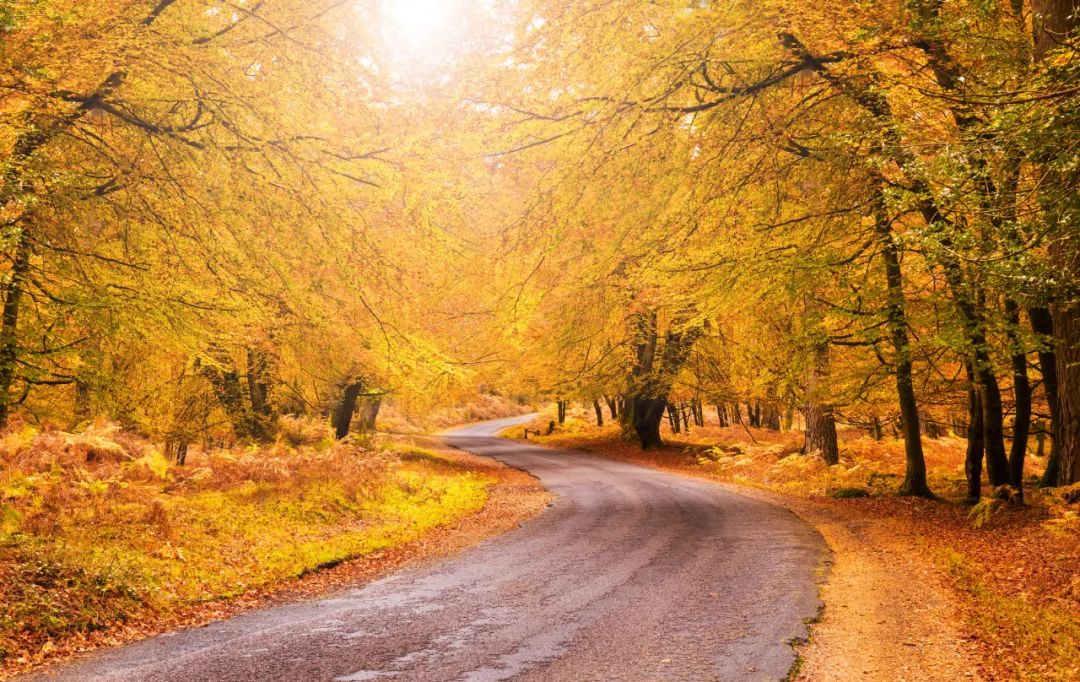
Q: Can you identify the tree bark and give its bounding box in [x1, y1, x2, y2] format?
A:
[667, 403, 681, 434]
[874, 196, 932, 497]
[964, 362, 985, 504]
[1006, 301, 1031, 501]
[804, 343, 839, 465]
[332, 381, 363, 440]
[359, 397, 381, 432]
[632, 397, 667, 449]
[605, 396, 618, 419]
[0, 232, 30, 428]
[1030, 307, 1062, 486]
[1035, 0, 1080, 485]
[593, 399, 604, 427]
[716, 404, 728, 427]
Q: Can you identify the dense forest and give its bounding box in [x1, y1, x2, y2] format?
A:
[2, 0, 1080, 674]
[5, 0, 1079, 495]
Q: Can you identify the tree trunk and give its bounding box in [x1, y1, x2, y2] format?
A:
[1030, 307, 1062, 486]
[605, 396, 618, 419]
[805, 343, 839, 465]
[1053, 303, 1080, 485]
[716, 404, 728, 427]
[633, 397, 667, 449]
[1034, 0, 1080, 485]
[332, 381, 363, 440]
[804, 402, 839, 465]
[964, 362, 985, 504]
[874, 197, 932, 497]
[74, 379, 92, 424]
[359, 397, 381, 432]
[557, 400, 568, 425]
[593, 399, 604, 427]
[1006, 301, 1031, 501]
[245, 347, 274, 440]
[202, 350, 251, 440]
[0, 232, 30, 428]
[667, 403, 681, 433]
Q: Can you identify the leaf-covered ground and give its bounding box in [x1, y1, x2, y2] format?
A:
[507, 412, 1080, 681]
[0, 422, 549, 678]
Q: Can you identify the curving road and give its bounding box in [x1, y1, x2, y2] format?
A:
[27, 416, 826, 682]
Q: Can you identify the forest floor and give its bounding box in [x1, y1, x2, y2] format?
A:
[0, 422, 549, 680]
[504, 413, 1080, 681]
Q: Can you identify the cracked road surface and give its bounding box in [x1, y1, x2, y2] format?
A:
[27, 415, 826, 682]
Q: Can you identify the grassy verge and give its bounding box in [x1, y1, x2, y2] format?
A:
[506, 412, 1080, 680]
[0, 422, 496, 672]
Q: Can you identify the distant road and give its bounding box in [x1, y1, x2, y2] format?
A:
[28, 415, 826, 681]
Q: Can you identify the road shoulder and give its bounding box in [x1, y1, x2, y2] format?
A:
[4, 437, 550, 680]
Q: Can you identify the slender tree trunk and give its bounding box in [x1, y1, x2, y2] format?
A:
[605, 396, 618, 419]
[964, 362, 985, 504]
[556, 400, 567, 425]
[74, 379, 92, 424]
[1006, 301, 1031, 501]
[332, 381, 363, 440]
[1030, 307, 1062, 485]
[870, 415, 883, 441]
[0, 232, 30, 428]
[667, 403, 681, 433]
[359, 397, 381, 431]
[716, 404, 728, 427]
[593, 399, 604, 427]
[874, 197, 932, 497]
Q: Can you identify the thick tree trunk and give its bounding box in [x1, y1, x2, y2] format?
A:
[805, 343, 839, 465]
[1031, 0, 1079, 485]
[1053, 304, 1080, 485]
[875, 199, 932, 497]
[632, 397, 667, 449]
[964, 362, 985, 503]
[593, 399, 604, 427]
[804, 403, 839, 465]
[332, 381, 363, 440]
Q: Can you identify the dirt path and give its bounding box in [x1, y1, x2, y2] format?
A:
[732, 489, 983, 681]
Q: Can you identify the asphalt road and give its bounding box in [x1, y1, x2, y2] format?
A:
[27, 415, 826, 682]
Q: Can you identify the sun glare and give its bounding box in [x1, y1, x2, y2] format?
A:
[384, 0, 460, 51]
